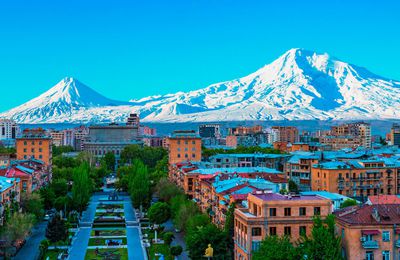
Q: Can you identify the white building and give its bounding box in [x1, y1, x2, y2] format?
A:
[0, 119, 19, 147]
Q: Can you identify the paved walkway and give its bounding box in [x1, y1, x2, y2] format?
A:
[164, 220, 188, 260]
[68, 193, 146, 260]
[14, 221, 47, 260]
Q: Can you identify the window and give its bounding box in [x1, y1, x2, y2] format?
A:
[284, 208, 291, 216]
[24, 141, 27, 145]
[299, 226, 306, 236]
[185, 140, 188, 145]
[382, 251, 390, 260]
[284, 227, 291, 236]
[192, 154, 196, 158]
[23, 148, 27, 152]
[382, 231, 390, 242]
[192, 140, 195, 144]
[314, 207, 321, 215]
[299, 207, 306, 216]
[269, 208, 276, 217]
[39, 148, 42, 152]
[177, 153, 181, 158]
[39, 155, 43, 159]
[252, 227, 262, 236]
[185, 154, 188, 158]
[31, 141, 34, 145]
[177, 148, 181, 151]
[39, 141, 42, 145]
[177, 140, 181, 144]
[184, 147, 188, 151]
[24, 155, 27, 159]
[269, 227, 277, 236]
[252, 241, 261, 252]
[31, 148, 35, 152]
[365, 251, 374, 260]
[192, 147, 196, 151]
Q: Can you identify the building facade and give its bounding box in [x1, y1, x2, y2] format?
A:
[234, 192, 332, 260]
[167, 130, 202, 164]
[16, 128, 52, 166]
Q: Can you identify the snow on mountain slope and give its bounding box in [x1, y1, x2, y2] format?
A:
[1, 48, 400, 123]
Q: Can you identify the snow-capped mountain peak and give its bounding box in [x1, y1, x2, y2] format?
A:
[1, 49, 399, 123]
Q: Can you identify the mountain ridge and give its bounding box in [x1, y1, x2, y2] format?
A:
[1, 48, 400, 123]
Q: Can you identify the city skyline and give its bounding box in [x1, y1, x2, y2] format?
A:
[1, 0, 400, 111]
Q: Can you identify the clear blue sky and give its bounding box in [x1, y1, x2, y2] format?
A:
[1, 0, 399, 112]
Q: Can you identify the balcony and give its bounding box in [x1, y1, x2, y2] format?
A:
[362, 240, 379, 249]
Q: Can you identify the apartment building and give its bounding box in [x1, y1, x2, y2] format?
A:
[320, 122, 372, 150]
[209, 153, 290, 171]
[285, 153, 320, 191]
[311, 159, 400, 202]
[234, 192, 332, 260]
[390, 124, 400, 146]
[271, 126, 299, 143]
[0, 119, 19, 143]
[167, 130, 202, 164]
[16, 128, 52, 166]
[335, 204, 400, 260]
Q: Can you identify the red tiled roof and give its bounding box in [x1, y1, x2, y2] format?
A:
[368, 195, 400, 205]
[335, 204, 400, 225]
[4, 168, 30, 178]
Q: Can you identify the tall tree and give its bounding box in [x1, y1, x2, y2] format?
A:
[302, 214, 343, 260]
[45, 214, 68, 243]
[20, 192, 44, 221]
[224, 203, 235, 256]
[104, 151, 116, 171]
[128, 160, 151, 208]
[148, 202, 170, 224]
[71, 163, 92, 213]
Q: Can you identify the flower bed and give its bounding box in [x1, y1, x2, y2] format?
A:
[85, 248, 128, 260]
[91, 229, 126, 237]
[97, 203, 124, 209]
[88, 237, 127, 246]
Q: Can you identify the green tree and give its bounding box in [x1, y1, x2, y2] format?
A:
[45, 214, 68, 243]
[52, 145, 74, 157]
[156, 178, 185, 202]
[20, 192, 44, 221]
[224, 203, 235, 255]
[51, 178, 68, 197]
[104, 151, 116, 171]
[186, 223, 231, 260]
[288, 179, 299, 193]
[128, 160, 151, 208]
[163, 231, 175, 246]
[40, 187, 56, 210]
[148, 202, 171, 224]
[253, 235, 300, 260]
[1, 212, 35, 253]
[174, 201, 199, 232]
[340, 199, 357, 209]
[170, 245, 183, 258]
[302, 214, 343, 260]
[71, 163, 92, 213]
[186, 214, 210, 235]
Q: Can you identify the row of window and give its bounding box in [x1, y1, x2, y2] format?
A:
[177, 147, 196, 152]
[23, 141, 43, 145]
[177, 153, 196, 158]
[23, 155, 43, 159]
[177, 140, 196, 145]
[270, 207, 321, 217]
[250, 226, 307, 237]
[23, 148, 43, 152]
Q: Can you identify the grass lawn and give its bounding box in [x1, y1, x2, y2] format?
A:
[92, 222, 126, 228]
[85, 248, 128, 260]
[91, 229, 126, 237]
[88, 237, 127, 246]
[43, 249, 65, 260]
[149, 244, 174, 260]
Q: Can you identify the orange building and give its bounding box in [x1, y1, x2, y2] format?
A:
[167, 130, 201, 164]
[311, 160, 399, 201]
[16, 128, 52, 166]
[335, 204, 400, 260]
[234, 192, 332, 260]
